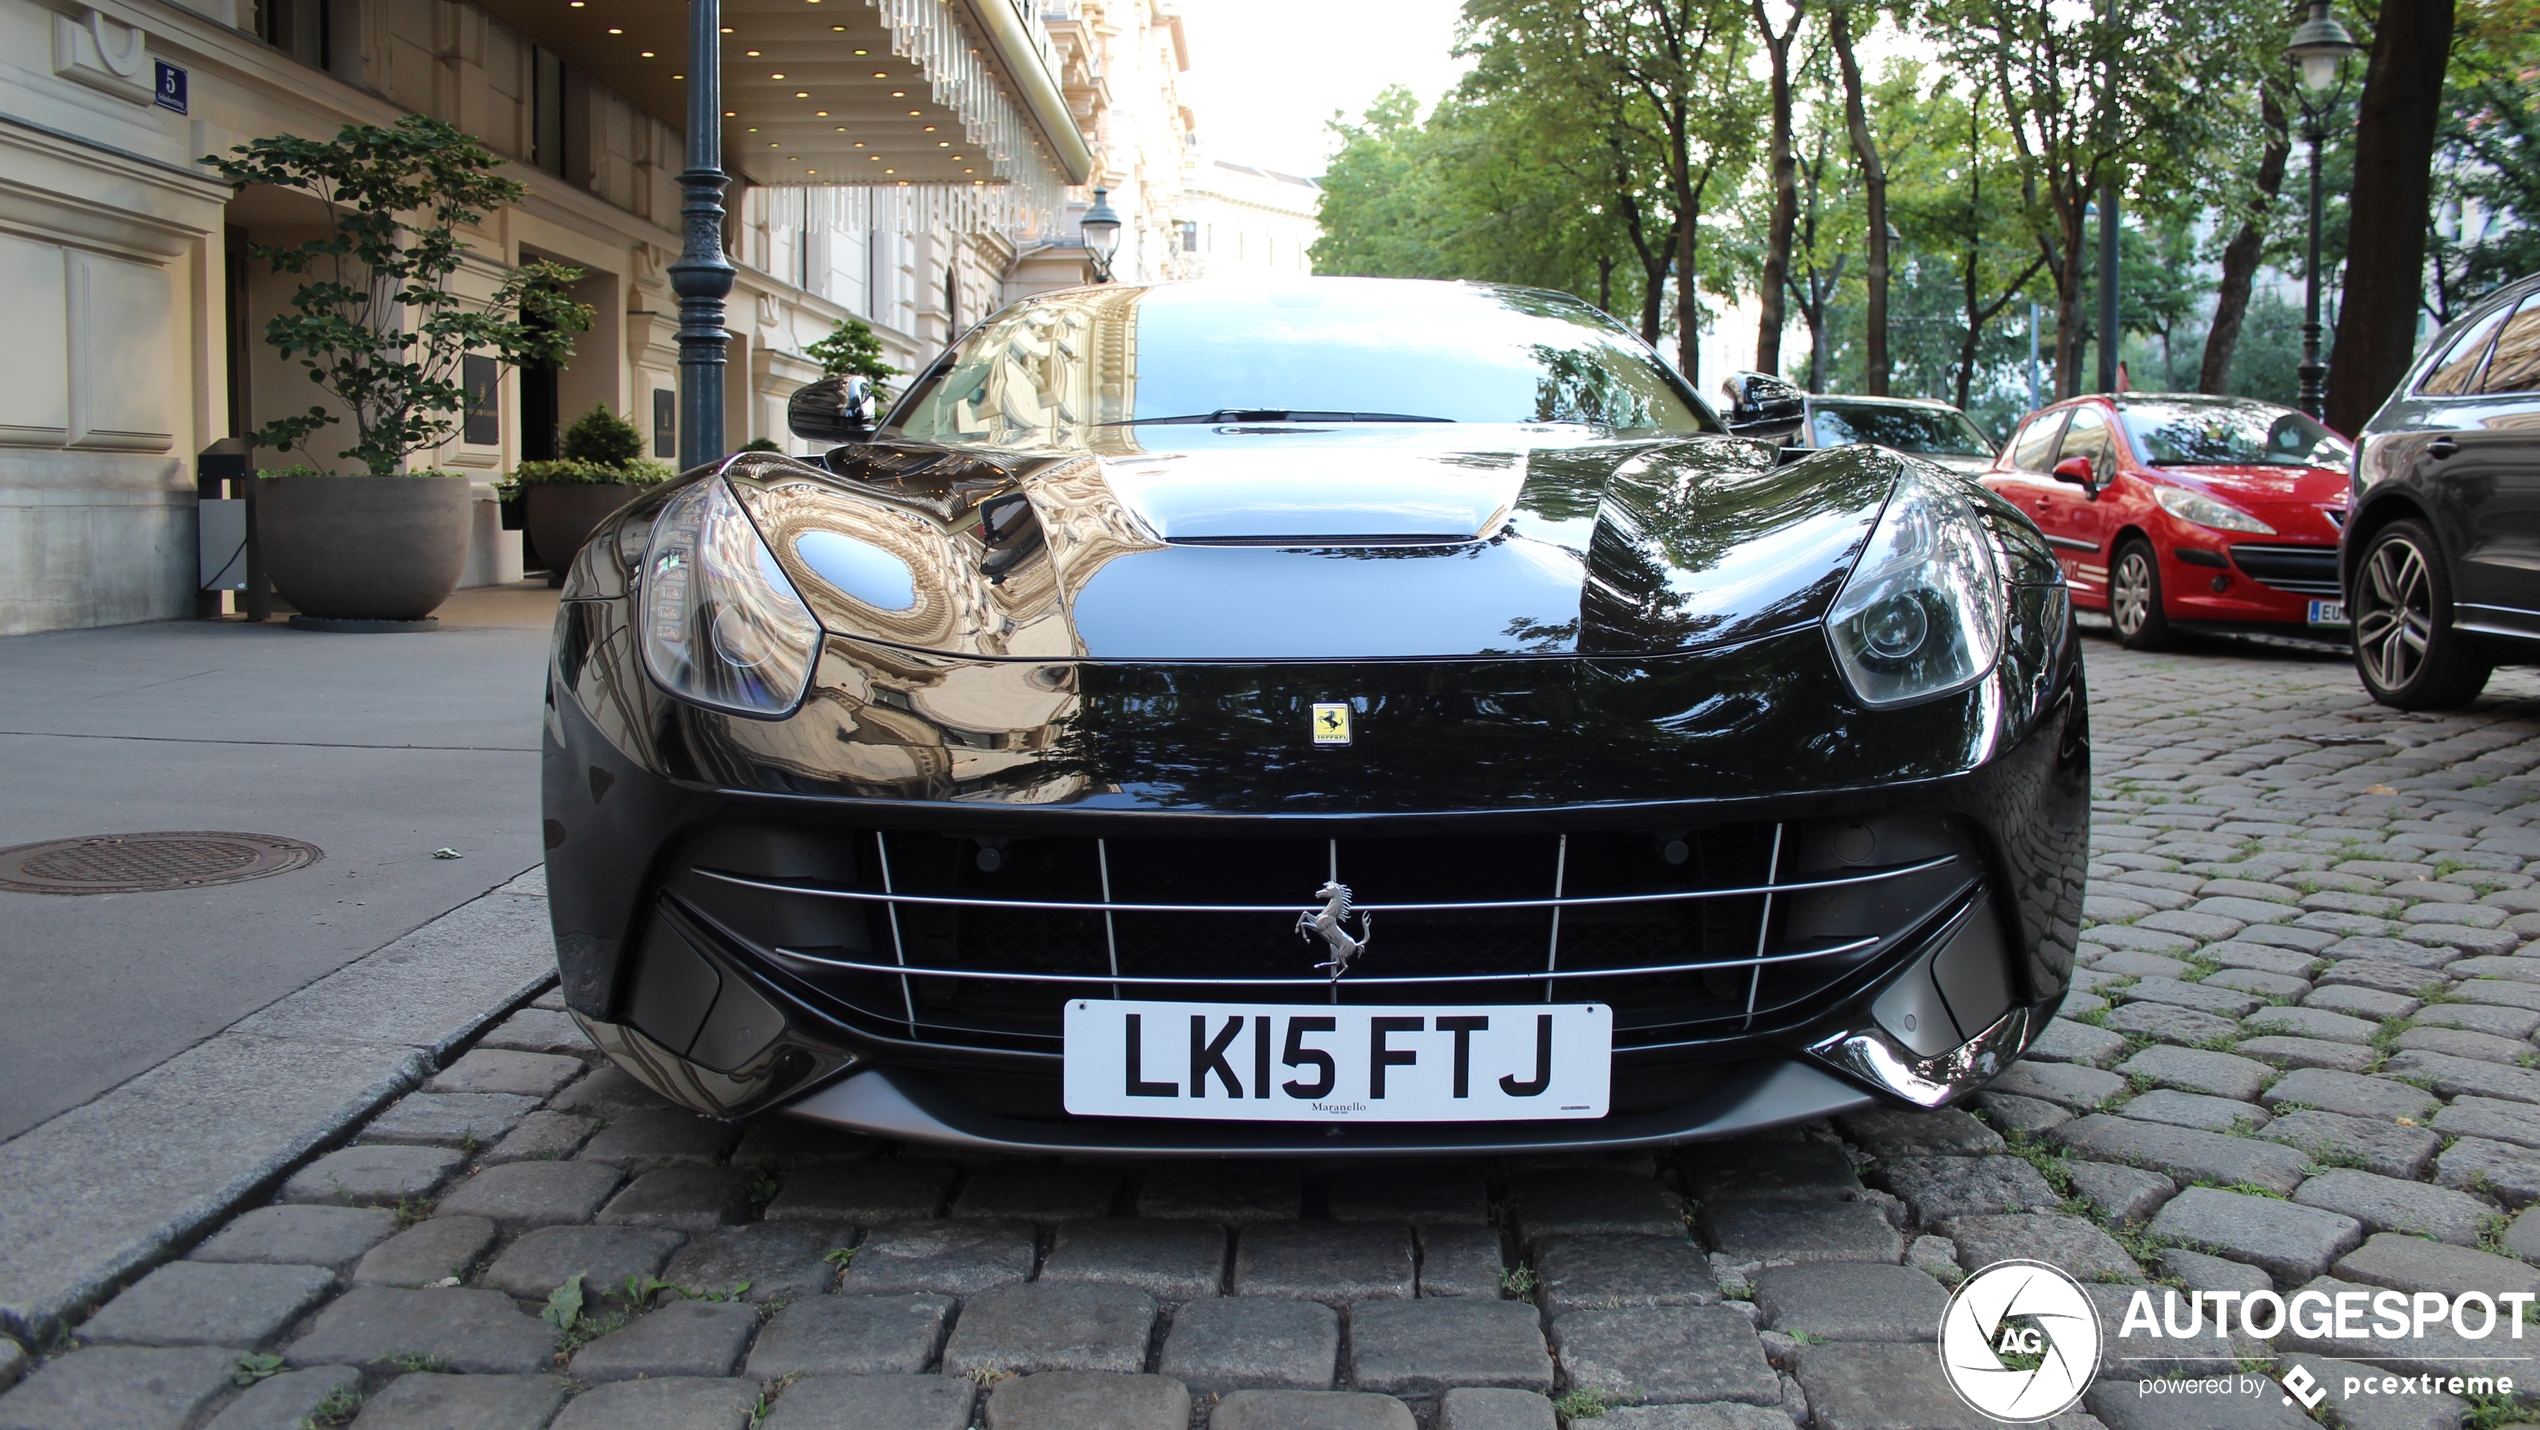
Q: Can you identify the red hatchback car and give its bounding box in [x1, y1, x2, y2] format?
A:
[1980, 394, 2354, 648]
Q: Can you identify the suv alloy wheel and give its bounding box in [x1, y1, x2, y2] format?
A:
[2352, 518, 2491, 709]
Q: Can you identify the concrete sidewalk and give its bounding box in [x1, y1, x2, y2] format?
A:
[0, 584, 566, 1338]
[0, 584, 556, 1141]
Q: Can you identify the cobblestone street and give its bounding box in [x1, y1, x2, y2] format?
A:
[16, 627, 2540, 1430]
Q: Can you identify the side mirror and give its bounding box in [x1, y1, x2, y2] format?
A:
[788, 375, 875, 444]
[1720, 370, 1806, 445]
[2051, 455, 2097, 491]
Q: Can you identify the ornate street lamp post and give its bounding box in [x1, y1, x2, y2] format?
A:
[1080, 187, 1123, 283]
[2286, 0, 2361, 420]
[671, 0, 735, 468]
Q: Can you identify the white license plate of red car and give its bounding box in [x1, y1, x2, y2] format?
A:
[1061, 999, 1612, 1121]
[2309, 599, 2348, 627]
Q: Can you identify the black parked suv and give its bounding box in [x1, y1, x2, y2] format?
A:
[2346, 272, 2540, 708]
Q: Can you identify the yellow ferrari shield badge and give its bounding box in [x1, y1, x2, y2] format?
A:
[1311, 702, 1353, 746]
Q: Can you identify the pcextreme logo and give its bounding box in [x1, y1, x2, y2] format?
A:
[1938, 1260, 2101, 1422]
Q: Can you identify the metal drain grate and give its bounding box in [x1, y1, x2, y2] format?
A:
[0, 832, 323, 894]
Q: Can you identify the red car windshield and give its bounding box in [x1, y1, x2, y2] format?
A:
[2119, 400, 2349, 469]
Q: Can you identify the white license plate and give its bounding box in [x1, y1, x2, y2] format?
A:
[1061, 999, 1612, 1122]
[2309, 599, 2348, 626]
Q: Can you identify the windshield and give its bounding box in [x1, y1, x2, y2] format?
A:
[1810, 401, 1995, 457]
[884, 279, 1718, 448]
[2120, 401, 2350, 468]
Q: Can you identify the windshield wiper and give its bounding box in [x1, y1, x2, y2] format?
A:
[1103, 410, 1455, 426]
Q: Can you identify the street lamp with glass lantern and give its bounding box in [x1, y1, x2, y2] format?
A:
[1080, 187, 1123, 283]
[2286, 0, 2361, 419]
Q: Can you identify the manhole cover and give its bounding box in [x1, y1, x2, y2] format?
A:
[0, 832, 323, 894]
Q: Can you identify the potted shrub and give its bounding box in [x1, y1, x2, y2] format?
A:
[212, 116, 592, 629]
[806, 315, 902, 401]
[515, 405, 675, 582]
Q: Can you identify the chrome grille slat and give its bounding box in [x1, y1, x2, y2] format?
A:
[770, 933, 1882, 985]
[873, 831, 918, 1035]
[692, 853, 1953, 915]
[1742, 824, 1785, 1029]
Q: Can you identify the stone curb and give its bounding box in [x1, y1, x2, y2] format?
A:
[0, 866, 553, 1344]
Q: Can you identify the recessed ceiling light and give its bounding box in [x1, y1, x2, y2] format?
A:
[867, 154, 879, 161]
[953, 155, 964, 160]
[672, 73, 683, 79]
[745, 49, 761, 55]
[567, 2, 582, 8]
[748, 126, 759, 131]
[835, 126, 846, 132]
[719, 25, 731, 32]
[853, 141, 864, 147]
[771, 72, 785, 78]
[794, 91, 808, 97]
[873, 72, 887, 78]
[890, 90, 904, 97]
[638, 49, 653, 56]
[726, 110, 737, 116]
[963, 168, 974, 173]
[769, 142, 779, 147]
[605, 25, 621, 32]
[923, 125, 935, 132]
[852, 46, 865, 52]
[815, 110, 829, 116]
[906, 109, 920, 116]
[937, 141, 948, 147]
[884, 169, 895, 175]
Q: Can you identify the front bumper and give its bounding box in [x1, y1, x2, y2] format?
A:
[542, 572, 2086, 1153]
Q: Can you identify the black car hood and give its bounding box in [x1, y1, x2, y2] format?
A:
[723, 427, 1904, 662]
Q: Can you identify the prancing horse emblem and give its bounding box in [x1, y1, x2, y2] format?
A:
[1296, 880, 1372, 980]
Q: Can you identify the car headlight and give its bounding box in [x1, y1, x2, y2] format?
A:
[1824, 469, 2006, 707]
[2152, 484, 2274, 534]
[640, 476, 823, 718]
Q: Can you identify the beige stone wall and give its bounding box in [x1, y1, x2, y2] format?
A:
[0, 0, 984, 631]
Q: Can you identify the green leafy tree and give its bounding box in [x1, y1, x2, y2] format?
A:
[805, 316, 902, 400]
[2426, 0, 2540, 321]
[210, 116, 592, 476]
[1311, 87, 1454, 280]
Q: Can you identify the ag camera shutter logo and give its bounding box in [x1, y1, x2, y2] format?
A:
[1939, 1259, 2102, 1421]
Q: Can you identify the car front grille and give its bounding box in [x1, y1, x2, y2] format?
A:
[664, 816, 1981, 1061]
[2228, 542, 2342, 597]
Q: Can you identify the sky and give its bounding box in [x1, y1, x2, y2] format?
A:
[1175, 0, 1474, 180]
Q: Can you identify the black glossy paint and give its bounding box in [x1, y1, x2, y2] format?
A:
[2349, 273, 2540, 644]
[543, 286, 2086, 1145]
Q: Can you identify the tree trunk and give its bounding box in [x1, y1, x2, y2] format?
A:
[2054, 204, 2086, 400]
[2325, 0, 2456, 435]
[2200, 87, 2291, 394]
[1598, 256, 1615, 316]
[1752, 1, 1804, 376]
[1676, 198, 1702, 382]
[1617, 187, 1671, 345]
[1830, 3, 1887, 395]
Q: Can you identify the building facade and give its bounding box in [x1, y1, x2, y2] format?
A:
[1174, 156, 1318, 279]
[0, 0, 1106, 636]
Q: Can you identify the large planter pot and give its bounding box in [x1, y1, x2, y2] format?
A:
[524, 482, 646, 577]
[255, 474, 472, 624]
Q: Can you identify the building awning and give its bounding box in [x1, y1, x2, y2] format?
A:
[474, 0, 1091, 200]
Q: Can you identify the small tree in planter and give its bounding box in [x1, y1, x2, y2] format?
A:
[512, 405, 675, 581]
[212, 115, 594, 625]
